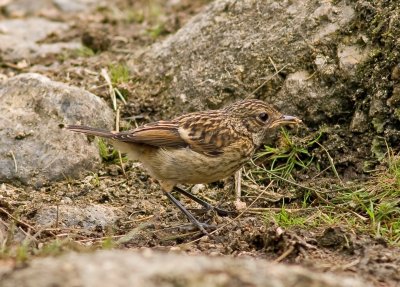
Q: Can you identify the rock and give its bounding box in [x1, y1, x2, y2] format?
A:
[387, 85, 400, 107]
[33, 204, 120, 230]
[191, 184, 206, 194]
[0, 18, 81, 61]
[350, 109, 369, 133]
[274, 70, 339, 124]
[53, 0, 97, 12]
[0, 73, 114, 186]
[133, 0, 356, 119]
[2, 0, 52, 17]
[391, 65, 400, 80]
[3, 0, 98, 16]
[0, 250, 370, 287]
[337, 44, 370, 75]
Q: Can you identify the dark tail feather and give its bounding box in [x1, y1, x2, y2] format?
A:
[66, 125, 114, 138]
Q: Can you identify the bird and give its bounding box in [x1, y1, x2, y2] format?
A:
[67, 99, 301, 234]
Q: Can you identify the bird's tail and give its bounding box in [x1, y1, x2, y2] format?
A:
[66, 125, 115, 138]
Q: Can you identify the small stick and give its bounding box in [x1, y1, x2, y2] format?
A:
[274, 245, 295, 263]
[248, 64, 288, 97]
[101, 68, 117, 111]
[9, 150, 17, 173]
[0, 207, 36, 231]
[55, 204, 59, 229]
[115, 108, 126, 176]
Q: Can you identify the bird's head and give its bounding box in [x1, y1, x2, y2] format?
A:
[225, 99, 302, 146]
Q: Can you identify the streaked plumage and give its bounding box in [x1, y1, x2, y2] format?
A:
[67, 99, 301, 233]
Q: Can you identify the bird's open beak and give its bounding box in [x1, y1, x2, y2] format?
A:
[270, 115, 302, 128]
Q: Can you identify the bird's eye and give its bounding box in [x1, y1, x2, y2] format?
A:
[258, 112, 269, 122]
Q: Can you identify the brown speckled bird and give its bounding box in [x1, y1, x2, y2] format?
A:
[67, 99, 301, 233]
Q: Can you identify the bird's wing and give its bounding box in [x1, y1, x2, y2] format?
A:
[69, 113, 235, 157]
[176, 113, 237, 157]
[111, 121, 187, 148]
[114, 117, 229, 157]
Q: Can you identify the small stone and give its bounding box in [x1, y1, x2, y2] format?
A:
[191, 184, 206, 194]
[391, 65, 400, 80]
[387, 85, 400, 107]
[350, 109, 369, 133]
[61, 197, 73, 204]
[234, 199, 247, 211]
[337, 44, 369, 75]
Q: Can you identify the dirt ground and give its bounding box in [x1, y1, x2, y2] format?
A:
[0, 1, 399, 286]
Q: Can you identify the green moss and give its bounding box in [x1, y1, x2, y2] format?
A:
[371, 137, 386, 161]
[371, 117, 385, 133]
[147, 24, 167, 38]
[109, 63, 130, 85]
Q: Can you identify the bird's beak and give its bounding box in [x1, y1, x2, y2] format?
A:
[270, 115, 302, 128]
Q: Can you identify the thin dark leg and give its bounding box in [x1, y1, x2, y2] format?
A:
[164, 191, 209, 235]
[173, 186, 232, 216]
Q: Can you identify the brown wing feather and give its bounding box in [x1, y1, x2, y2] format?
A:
[68, 113, 234, 157]
[112, 116, 228, 157]
[176, 112, 233, 157]
[111, 121, 187, 148]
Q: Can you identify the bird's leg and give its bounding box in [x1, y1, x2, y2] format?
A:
[173, 186, 233, 216]
[233, 168, 247, 211]
[164, 191, 211, 235]
[235, 169, 242, 199]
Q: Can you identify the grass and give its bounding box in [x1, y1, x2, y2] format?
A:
[147, 24, 167, 38]
[266, 205, 307, 228]
[255, 128, 323, 181]
[254, 131, 400, 245]
[109, 63, 130, 86]
[108, 63, 130, 105]
[98, 138, 127, 164]
[333, 149, 400, 243]
[57, 47, 95, 62]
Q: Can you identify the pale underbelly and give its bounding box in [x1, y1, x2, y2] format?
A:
[112, 142, 251, 184]
[141, 147, 248, 184]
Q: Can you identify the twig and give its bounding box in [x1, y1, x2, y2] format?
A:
[268, 57, 279, 73]
[115, 108, 126, 176]
[274, 245, 295, 263]
[9, 150, 17, 173]
[116, 222, 152, 245]
[56, 204, 59, 229]
[101, 68, 117, 111]
[0, 207, 36, 231]
[316, 142, 343, 186]
[247, 64, 288, 98]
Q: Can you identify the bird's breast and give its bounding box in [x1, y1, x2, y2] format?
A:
[139, 145, 253, 185]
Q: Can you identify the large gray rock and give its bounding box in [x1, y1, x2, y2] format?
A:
[134, 0, 358, 120]
[0, 18, 81, 61]
[0, 73, 114, 186]
[0, 250, 369, 287]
